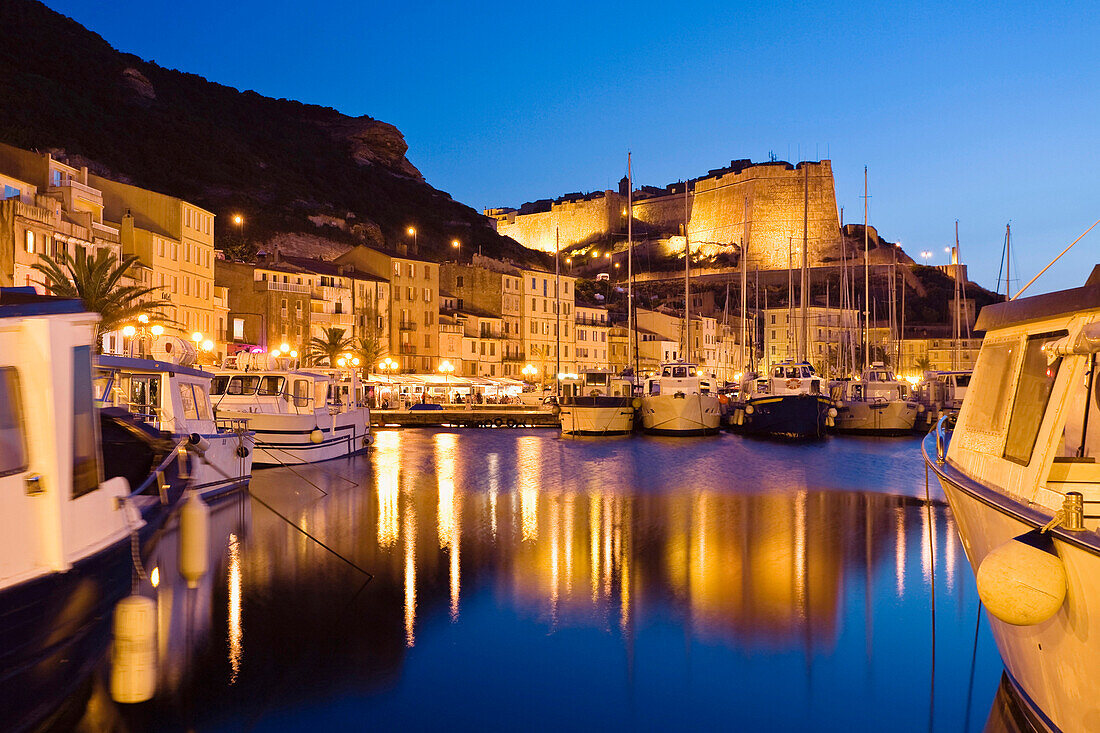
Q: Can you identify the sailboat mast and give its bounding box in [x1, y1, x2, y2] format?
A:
[741, 195, 749, 376]
[788, 237, 794, 361]
[953, 221, 961, 370]
[800, 163, 809, 363]
[555, 227, 561, 394]
[1005, 223, 1011, 303]
[627, 153, 634, 374]
[684, 181, 691, 362]
[863, 166, 870, 372]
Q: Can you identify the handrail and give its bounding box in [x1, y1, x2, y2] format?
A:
[127, 437, 190, 498]
[934, 414, 948, 464]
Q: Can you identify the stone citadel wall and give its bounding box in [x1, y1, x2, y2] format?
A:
[489, 160, 843, 271]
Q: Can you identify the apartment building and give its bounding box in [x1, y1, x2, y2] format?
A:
[90, 173, 216, 340]
[439, 257, 525, 376]
[215, 259, 312, 356]
[574, 305, 610, 370]
[762, 305, 860, 374]
[280, 255, 390, 348]
[337, 247, 439, 372]
[522, 268, 576, 382]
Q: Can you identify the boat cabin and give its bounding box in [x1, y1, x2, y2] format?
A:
[753, 361, 825, 396]
[847, 363, 910, 402]
[948, 265, 1100, 527]
[95, 355, 219, 436]
[561, 370, 633, 399]
[645, 362, 715, 396]
[210, 370, 338, 417]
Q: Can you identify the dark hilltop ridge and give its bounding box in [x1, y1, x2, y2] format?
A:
[0, 0, 547, 266]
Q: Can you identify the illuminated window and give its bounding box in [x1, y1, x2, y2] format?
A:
[25, 230, 34, 253]
[0, 368, 27, 476]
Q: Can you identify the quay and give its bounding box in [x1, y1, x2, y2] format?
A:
[371, 407, 559, 428]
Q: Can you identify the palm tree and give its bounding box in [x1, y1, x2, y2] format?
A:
[914, 356, 932, 374]
[308, 327, 354, 366]
[33, 250, 163, 352]
[355, 334, 386, 374]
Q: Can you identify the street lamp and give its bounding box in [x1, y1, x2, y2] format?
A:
[921, 250, 933, 263]
[438, 359, 455, 403]
[407, 227, 417, 251]
[522, 363, 537, 384]
[451, 239, 460, 249]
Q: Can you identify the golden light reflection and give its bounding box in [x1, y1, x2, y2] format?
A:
[518, 437, 540, 542]
[376, 431, 401, 547]
[895, 507, 906, 598]
[488, 453, 500, 539]
[434, 433, 461, 621]
[228, 532, 242, 684]
[404, 499, 417, 647]
[589, 492, 601, 603]
[944, 512, 956, 591]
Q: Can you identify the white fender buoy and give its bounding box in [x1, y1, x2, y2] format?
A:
[310, 428, 324, 444]
[976, 531, 1067, 626]
[110, 594, 157, 703]
[179, 491, 210, 589]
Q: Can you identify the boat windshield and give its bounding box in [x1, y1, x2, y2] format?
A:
[672, 366, 690, 378]
[213, 375, 261, 396]
[585, 373, 608, 386]
[258, 376, 285, 396]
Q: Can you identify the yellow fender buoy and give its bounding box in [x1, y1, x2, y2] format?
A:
[310, 428, 324, 444]
[179, 491, 210, 589]
[977, 530, 1067, 626]
[110, 594, 157, 703]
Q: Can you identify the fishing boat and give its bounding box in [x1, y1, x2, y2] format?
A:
[924, 264, 1100, 732]
[211, 353, 371, 466]
[558, 370, 636, 435]
[96, 342, 254, 501]
[830, 363, 918, 435]
[729, 360, 834, 439]
[640, 362, 721, 435]
[0, 290, 190, 732]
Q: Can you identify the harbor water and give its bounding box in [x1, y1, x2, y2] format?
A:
[73, 430, 1019, 731]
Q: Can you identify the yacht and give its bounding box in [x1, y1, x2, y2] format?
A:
[96, 339, 254, 500]
[924, 264, 1100, 732]
[558, 370, 636, 436]
[830, 363, 918, 435]
[0, 290, 190, 732]
[640, 362, 721, 435]
[729, 360, 834, 439]
[913, 369, 972, 431]
[211, 353, 371, 466]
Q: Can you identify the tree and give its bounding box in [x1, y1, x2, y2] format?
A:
[33, 250, 164, 352]
[353, 303, 387, 372]
[529, 344, 551, 387]
[308, 327, 353, 366]
[914, 356, 932, 374]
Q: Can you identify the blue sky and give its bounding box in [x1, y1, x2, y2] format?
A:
[47, 0, 1099, 293]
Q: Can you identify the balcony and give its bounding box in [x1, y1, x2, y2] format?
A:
[312, 312, 354, 327]
[399, 343, 417, 354]
[261, 280, 311, 294]
[399, 320, 417, 331]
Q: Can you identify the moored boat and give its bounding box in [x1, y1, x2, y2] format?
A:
[0, 290, 190, 732]
[924, 264, 1100, 732]
[830, 363, 918, 436]
[729, 361, 833, 439]
[96, 345, 254, 500]
[640, 362, 721, 435]
[558, 370, 635, 436]
[211, 353, 371, 466]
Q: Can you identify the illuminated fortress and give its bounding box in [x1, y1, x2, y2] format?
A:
[486, 159, 845, 270]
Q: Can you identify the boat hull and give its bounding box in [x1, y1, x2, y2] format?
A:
[559, 397, 635, 436]
[833, 399, 918, 435]
[640, 393, 721, 435]
[187, 431, 255, 499]
[219, 409, 371, 466]
[730, 394, 831, 439]
[924, 432, 1100, 733]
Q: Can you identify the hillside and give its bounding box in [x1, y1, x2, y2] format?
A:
[0, 0, 546, 266]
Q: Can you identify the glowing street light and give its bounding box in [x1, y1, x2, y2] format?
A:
[191, 332, 203, 343]
[150, 324, 164, 336]
[201, 340, 214, 352]
[921, 250, 933, 263]
[138, 314, 149, 324]
[407, 226, 417, 251]
[438, 359, 455, 403]
[521, 363, 537, 384]
[122, 325, 136, 338]
[451, 239, 460, 249]
[281, 342, 290, 352]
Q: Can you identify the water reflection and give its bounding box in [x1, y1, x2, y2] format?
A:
[94, 431, 1017, 731]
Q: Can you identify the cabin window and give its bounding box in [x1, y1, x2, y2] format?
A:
[773, 367, 783, 378]
[129, 375, 160, 419]
[802, 367, 813, 378]
[212, 376, 230, 395]
[293, 379, 311, 407]
[650, 380, 661, 395]
[967, 341, 1018, 434]
[193, 384, 212, 421]
[72, 346, 101, 498]
[1003, 332, 1066, 465]
[221, 376, 260, 395]
[258, 376, 285, 396]
[0, 368, 27, 477]
[178, 382, 199, 420]
[673, 366, 688, 378]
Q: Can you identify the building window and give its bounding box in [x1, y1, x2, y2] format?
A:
[25, 230, 34, 253]
[233, 318, 244, 340]
[424, 288, 432, 302]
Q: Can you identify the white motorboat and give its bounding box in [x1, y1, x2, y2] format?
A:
[96, 341, 254, 500]
[830, 363, 918, 435]
[211, 353, 371, 466]
[924, 264, 1100, 732]
[730, 361, 834, 440]
[913, 369, 972, 431]
[0, 290, 190, 731]
[558, 370, 635, 436]
[640, 362, 721, 435]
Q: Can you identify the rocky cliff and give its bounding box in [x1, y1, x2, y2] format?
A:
[0, 0, 544, 266]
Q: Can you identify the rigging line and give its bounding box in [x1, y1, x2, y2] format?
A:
[1014, 216, 1100, 299]
[248, 488, 374, 580]
[962, 601, 983, 733]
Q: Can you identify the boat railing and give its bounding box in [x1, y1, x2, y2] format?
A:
[215, 416, 251, 434]
[934, 414, 949, 464]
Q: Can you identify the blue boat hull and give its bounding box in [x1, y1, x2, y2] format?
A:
[729, 394, 831, 440]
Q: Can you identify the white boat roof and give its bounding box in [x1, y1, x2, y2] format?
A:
[97, 354, 214, 380]
[975, 264, 1100, 332]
